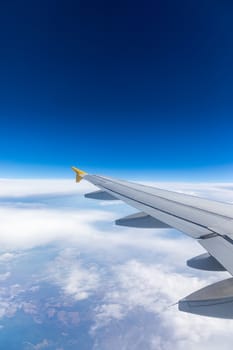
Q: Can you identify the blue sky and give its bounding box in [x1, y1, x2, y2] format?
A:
[1, 0, 233, 179]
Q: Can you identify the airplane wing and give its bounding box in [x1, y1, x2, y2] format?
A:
[72, 166, 233, 318]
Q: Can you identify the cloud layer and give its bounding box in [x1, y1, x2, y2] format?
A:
[1, 178, 233, 349]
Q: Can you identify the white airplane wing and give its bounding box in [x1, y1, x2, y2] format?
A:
[72, 167, 233, 318]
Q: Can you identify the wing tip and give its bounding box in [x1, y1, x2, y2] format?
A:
[71, 166, 87, 182]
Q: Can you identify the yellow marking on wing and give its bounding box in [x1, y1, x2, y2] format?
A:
[71, 166, 87, 182]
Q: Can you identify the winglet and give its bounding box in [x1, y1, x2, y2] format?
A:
[71, 166, 87, 183]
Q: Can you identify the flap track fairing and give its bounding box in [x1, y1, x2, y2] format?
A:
[85, 190, 118, 200]
[115, 212, 171, 229]
[179, 278, 233, 318]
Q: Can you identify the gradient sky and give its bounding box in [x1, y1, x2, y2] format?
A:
[1, 1, 233, 178]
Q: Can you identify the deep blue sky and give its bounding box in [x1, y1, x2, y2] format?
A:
[1, 0, 233, 179]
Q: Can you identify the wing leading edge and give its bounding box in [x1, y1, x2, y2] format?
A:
[72, 167, 233, 318]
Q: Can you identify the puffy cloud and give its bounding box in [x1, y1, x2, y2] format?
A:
[92, 259, 206, 331]
[92, 260, 233, 350]
[46, 249, 100, 301]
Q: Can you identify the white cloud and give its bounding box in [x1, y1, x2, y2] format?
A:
[24, 339, 50, 350]
[92, 259, 233, 350]
[0, 300, 19, 319]
[95, 303, 124, 324]
[0, 253, 15, 262]
[0, 272, 11, 281]
[0, 206, 115, 249]
[47, 249, 100, 301]
[0, 178, 94, 198]
[93, 260, 207, 327]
